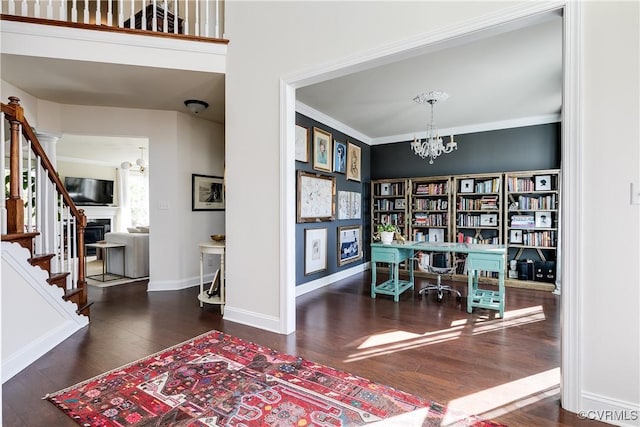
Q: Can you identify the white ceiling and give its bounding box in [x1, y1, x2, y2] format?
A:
[1, 11, 562, 162]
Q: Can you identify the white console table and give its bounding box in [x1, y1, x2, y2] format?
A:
[198, 241, 225, 314]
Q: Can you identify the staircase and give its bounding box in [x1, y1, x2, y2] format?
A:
[1, 96, 91, 318]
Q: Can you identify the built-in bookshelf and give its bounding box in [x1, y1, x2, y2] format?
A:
[504, 169, 560, 281]
[370, 170, 560, 288]
[370, 179, 408, 238]
[408, 176, 452, 243]
[453, 173, 503, 245]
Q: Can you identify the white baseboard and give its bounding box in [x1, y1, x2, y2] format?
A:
[222, 306, 282, 334]
[147, 272, 215, 292]
[223, 263, 370, 333]
[2, 321, 87, 383]
[296, 262, 371, 297]
[580, 392, 640, 426]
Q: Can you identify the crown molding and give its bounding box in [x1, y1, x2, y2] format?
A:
[295, 101, 373, 145]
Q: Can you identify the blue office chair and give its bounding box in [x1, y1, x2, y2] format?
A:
[415, 251, 463, 302]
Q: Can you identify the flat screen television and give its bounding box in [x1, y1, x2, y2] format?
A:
[64, 176, 114, 206]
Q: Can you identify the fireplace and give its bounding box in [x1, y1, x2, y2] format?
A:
[85, 219, 111, 256]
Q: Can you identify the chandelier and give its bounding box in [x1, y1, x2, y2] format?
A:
[411, 91, 457, 164]
[121, 147, 149, 175]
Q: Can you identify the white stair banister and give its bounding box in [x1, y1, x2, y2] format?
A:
[141, 0, 146, 31]
[20, 0, 27, 17]
[163, 0, 168, 33]
[71, 0, 78, 23]
[195, 0, 199, 36]
[96, 0, 102, 25]
[83, 0, 89, 24]
[107, 0, 113, 26]
[46, 0, 53, 19]
[1, 111, 5, 235]
[129, 0, 135, 29]
[173, 0, 177, 34]
[184, 0, 189, 35]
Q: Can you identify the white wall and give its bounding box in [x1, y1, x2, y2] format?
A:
[580, 0, 640, 416]
[224, 0, 639, 420]
[57, 161, 117, 182]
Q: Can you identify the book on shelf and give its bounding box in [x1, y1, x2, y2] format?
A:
[510, 215, 535, 228]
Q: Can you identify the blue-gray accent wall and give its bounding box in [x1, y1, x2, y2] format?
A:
[296, 114, 371, 286]
[295, 119, 560, 286]
[371, 124, 560, 179]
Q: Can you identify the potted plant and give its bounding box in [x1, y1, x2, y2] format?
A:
[377, 223, 397, 244]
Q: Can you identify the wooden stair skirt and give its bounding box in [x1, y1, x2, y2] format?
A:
[374, 266, 556, 292]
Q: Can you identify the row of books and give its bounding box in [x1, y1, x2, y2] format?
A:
[374, 199, 404, 211]
[413, 213, 448, 227]
[413, 228, 445, 242]
[413, 199, 448, 211]
[510, 194, 557, 210]
[379, 213, 404, 225]
[465, 178, 501, 193]
[457, 196, 499, 210]
[510, 231, 557, 247]
[414, 182, 449, 195]
[378, 182, 405, 196]
[455, 232, 500, 245]
[456, 214, 500, 228]
[506, 177, 537, 192]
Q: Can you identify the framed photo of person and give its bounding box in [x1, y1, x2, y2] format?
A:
[346, 142, 361, 182]
[510, 229, 523, 244]
[460, 179, 474, 193]
[192, 174, 224, 211]
[295, 124, 309, 162]
[337, 225, 362, 266]
[535, 211, 553, 228]
[304, 228, 327, 275]
[535, 175, 552, 191]
[334, 141, 346, 173]
[313, 127, 332, 172]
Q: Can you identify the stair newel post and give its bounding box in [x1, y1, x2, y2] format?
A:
[6, 96, 25, 235]
[76, 210, 88, 302]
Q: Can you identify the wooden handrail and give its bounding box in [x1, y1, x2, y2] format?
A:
[0, 14, 229, 45]
[2, 96, 87, 310]
[1, 97, 84, 221]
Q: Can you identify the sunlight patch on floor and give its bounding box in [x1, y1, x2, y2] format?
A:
[344, 305, 546, 363]
[442, 367, 560, 425]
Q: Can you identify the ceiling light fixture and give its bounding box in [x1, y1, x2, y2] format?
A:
[184, 99, 209, 115]
[411, 91, 457, 164]
[121, 147, 148, 175]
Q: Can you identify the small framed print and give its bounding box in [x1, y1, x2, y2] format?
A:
[394, 198, 405, 210]
[346, 142, 361, 182]
[460, 179, 474, 193]
[480, 213, 498, 227]
[510, 229, 523, 244]
[334, 141, 346, 173]
[535, 175, 552, 191]
[192, 174, 224, 211]
[338, 225, 362, 266]
[295, 124, 309, 162]
[535, 211, 553, 228]
[304, 228, 327, 275]
[313, 127, 332, 172]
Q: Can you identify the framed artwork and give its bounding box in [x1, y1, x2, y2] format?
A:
[334, 141, 346, 173]
[304, 228, 327, 275]
[510, 229, 523, 244]
[535, 175, 552, 191]
[480, 213, 498, 227]
[394, 198, 405, 210]
[295, 124, 309, 162]
[296, 171, 336, 223]
[313, 127, 332, 172]
[460, 179, 474, 193]
[428, 228, 445, 242]
[535, 211, 552, 228]
[346, 142, 361, 182]
[192, 174, 224, 211]
[337, 225, 362, 266]
[337, 191, 361, 220]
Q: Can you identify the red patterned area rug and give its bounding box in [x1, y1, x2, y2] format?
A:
[46, 330, 505, 426]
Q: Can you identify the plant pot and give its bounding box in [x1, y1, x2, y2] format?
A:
[380, 231, 394, 244]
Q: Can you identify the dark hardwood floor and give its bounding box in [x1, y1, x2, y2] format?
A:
[2, 272, 606, 426]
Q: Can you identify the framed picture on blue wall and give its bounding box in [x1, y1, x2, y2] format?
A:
[334, 141, 346, 173]
[313, 127, 332, 172]
[304, 227, 327, 275]
[337, 225, 362, 266]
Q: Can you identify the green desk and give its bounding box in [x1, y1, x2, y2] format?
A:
[370, 241, 507, 316]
